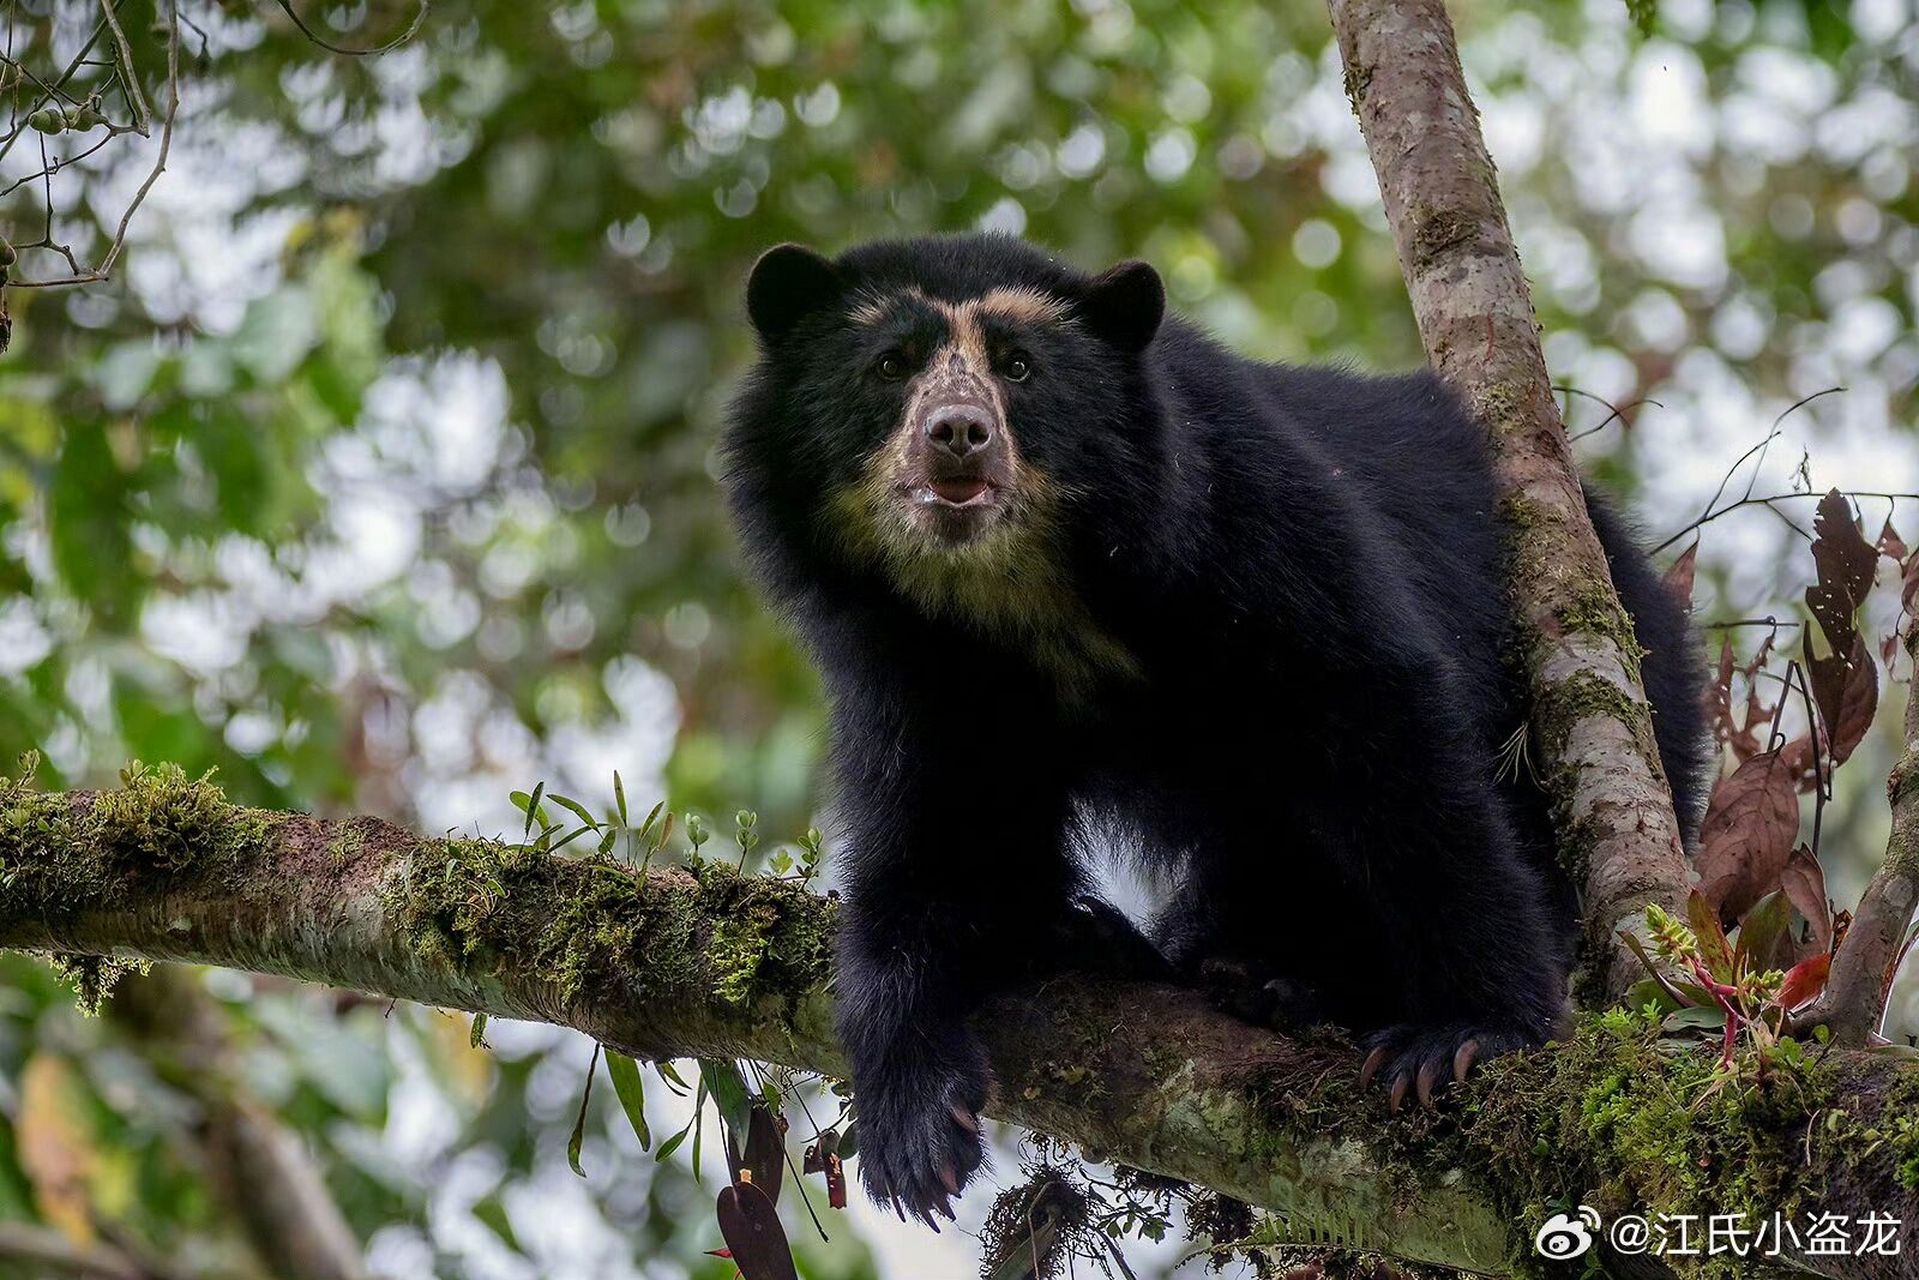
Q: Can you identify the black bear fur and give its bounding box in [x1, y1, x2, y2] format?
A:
[722, 233, 1707, 1225]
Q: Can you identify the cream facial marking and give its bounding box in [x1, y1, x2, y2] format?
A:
[847, 285, 1069, 342]
[826, 283, 1135, 696]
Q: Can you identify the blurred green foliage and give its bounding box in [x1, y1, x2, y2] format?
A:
[0, 0, 1915, 1274]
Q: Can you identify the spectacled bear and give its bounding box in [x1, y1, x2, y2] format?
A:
[721, 233, 1706, 1226]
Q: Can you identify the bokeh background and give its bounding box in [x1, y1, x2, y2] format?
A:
[1, 0, 1916, 1275]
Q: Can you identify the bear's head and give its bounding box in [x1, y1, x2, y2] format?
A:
[725, 235, 1166, 586]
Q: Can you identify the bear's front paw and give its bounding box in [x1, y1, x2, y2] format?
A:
[854, 1044, 991, 1227]
[1358, 1021, 1542, 1111]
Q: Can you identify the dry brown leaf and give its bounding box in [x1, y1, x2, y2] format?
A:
[1664, 542, 1698, 611]
[1807, 635, 1878, 768]
[1877, 517, 1908, 564]
[1781, 842, 1832, 957]
[1805, 490, 1876, 654]
[1696, 751, 1802, 924]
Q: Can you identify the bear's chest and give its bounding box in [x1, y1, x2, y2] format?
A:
[879, 548, 1140, 702]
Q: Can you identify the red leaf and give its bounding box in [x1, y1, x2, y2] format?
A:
[715, 1181, 799, 1280]
[1664, 542, 1698, 611]
[1904, 551, 1919, 618]
[1696, 752, 1802, 923]
[1781, 843, 1832, 957]
[1777, 953, 1831, 1010]
[802, 1129, 847, 1210]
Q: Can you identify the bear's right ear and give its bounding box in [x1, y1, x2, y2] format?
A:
[746, 244, 844, 340]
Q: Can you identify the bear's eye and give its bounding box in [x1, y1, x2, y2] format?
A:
[876, 352, 907, 381]
[1004, 353, 1032, 382]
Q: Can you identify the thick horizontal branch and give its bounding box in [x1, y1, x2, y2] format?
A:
[0, 768, 1914, 1278]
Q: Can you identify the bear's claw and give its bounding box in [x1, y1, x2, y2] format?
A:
[855, 1058, 989, 1228]
[1358, 1023, 1534, 1111]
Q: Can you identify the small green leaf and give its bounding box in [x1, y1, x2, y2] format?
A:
[605, 1050, 652, 1150]
[546, 824, 595, 853]
[699, 1058, 753, 1141]
[1664, 1005, 1728, 1033]
[549, 794, 599, 829]
[656, 1119, 693, 1162]
[691, 1071, 709, 1183]
[472, 1193, 521, 1251]
[613, 771, 629, 825]
[523, 781, 547, 842]
[469, 1013, 488, 1048]
[569, 1044, 601, 1177]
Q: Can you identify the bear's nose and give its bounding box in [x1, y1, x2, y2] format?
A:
[925, 405, 994, 458]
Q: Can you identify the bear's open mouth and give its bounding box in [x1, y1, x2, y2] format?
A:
[914, 479, 995, 507]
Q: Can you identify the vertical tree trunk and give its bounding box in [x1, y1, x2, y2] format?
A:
[1326, 0, 1693, 999]
[1803, 628, 1919, 1043]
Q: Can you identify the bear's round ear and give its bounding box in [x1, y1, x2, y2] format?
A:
[746, 244, 844, 340]
[1078, 260, 1164, 354]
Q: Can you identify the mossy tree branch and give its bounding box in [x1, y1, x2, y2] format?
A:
[1327, 0, 1694, 1003]
[0, 769, 1914, 1279]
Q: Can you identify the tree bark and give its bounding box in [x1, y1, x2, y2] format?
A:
[0, 770, 1912, 1279]
[1327, 0, 1695, 1002]
[1801, 628, 1919, 1045]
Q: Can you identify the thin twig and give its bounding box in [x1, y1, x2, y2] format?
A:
[1652, 389, 1850, 554]
[1652, 490, 1919, 556]
[98, 0, 150, 136]
[1559, 385, 1663, 441]
[1702, 617, 1805, 631]
[272, 0, 429, 55]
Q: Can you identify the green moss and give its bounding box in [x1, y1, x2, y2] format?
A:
[1871, 1069, 1919, 1192]
[1448, 1010, 1911, 1277]
[0, 762, 280, 914]
[1235, 1009, 1915, 1277]
[47, 953, 149, 1016]
[1340, 61, 1371, 109]
[1409, 206, 1476, 273]
[380, 835, 835, 1021]
[0, 762, 281, 1015]
[1476, 382, 1531, 436]
[327, 819, 370, 865]
[1560, 580, 1650, 672]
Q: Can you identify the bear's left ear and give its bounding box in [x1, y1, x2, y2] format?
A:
[746, 244, 845, 340]
[1077, 260, 1164, 354]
